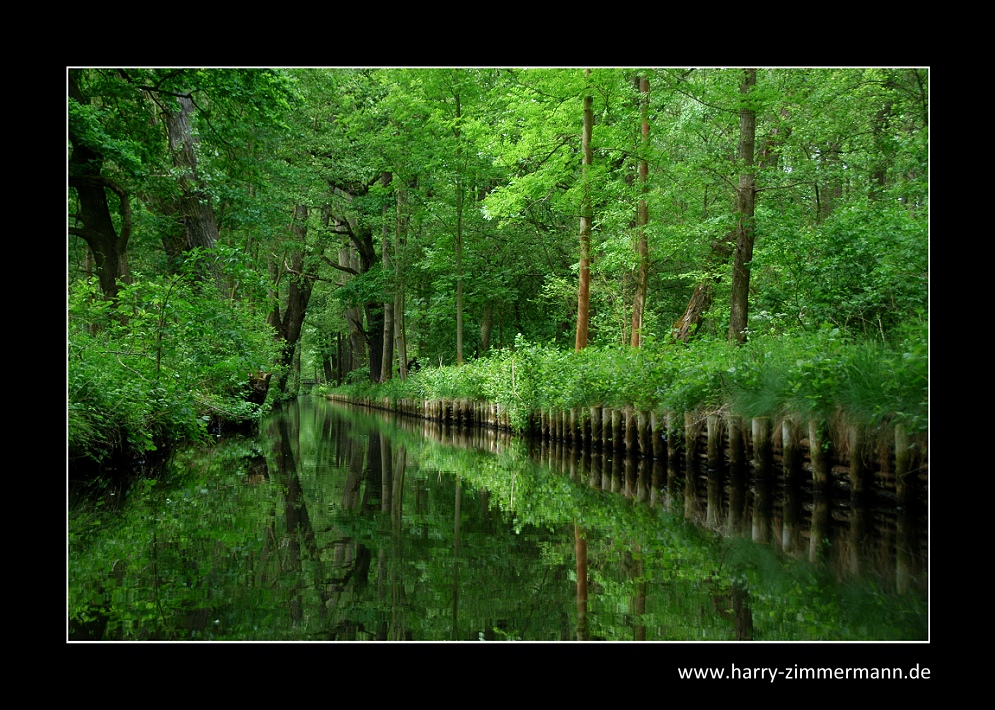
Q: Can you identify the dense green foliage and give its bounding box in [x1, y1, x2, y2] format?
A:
[68, 66, 927, 486]
[68, 253, 280, 464]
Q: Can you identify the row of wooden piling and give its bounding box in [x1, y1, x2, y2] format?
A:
[326, 395, 926, 501]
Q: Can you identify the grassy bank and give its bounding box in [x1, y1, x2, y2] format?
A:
[322, 322, 928, 445]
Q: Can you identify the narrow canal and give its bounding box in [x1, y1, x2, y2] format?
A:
[68, 396, 928, 641]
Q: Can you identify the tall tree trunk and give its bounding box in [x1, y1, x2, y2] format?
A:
[162, 93, 224, 290]
[68, 70, 132, 300]
[394, 183, 409, 381]
[273, 204, 315, 397]
[380, 173, 395, 382]
[322, 350, 334, 383]
[479, 303, 494, 354]
[671, 69, 764, 342]
[576, 69, 594, 352]
[329, 181, 384, 383]
[339, 246, 367, 375]
[729, 69, 757, 345]
[454, 92, 466, 366]
[630, 75, 650, 347]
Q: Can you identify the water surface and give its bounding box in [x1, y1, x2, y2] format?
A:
[68, 396, 927, 641]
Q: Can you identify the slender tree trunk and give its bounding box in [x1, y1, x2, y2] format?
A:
[673, 70, 764, 344]
[630, 75, 650, 347]
[454, 92, 466, 366]
[394, 184, 409, 381]
[322, 350, 334, 383]
[380, 173, 395, 382]
[576, 69, 594, 352]
[729, 69, 757, 345]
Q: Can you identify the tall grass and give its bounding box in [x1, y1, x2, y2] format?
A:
[323, 321, 928, 441]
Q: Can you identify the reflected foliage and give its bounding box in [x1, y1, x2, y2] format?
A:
[69, 397, 926, 640]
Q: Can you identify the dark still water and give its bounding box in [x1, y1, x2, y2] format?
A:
[68, 396, 927, 641]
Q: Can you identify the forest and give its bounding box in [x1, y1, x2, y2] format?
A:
[67, 67, 929, 474]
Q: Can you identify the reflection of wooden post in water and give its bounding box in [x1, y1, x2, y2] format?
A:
[895, 504, 918, 595]
[589, 446, 601, 489]
[809, 492, 830, 563]
[727, 459, 747, 535]
[894, 425, 917, 510]
[651, 458, 665, 508]
[807, 421, 832, 562]
[846, 426, 868, 575]
[752, 418, 772, 544]
[380, 436, 393, 513]
[782, 466, 802, 555]
[624, 452, 636, 499]
[611, 451, 622, 494]
[848, 492, 869, 576]
[575, 521, 589, 641]
[705, 415, 723, 528]
[636, 457, 649, 503]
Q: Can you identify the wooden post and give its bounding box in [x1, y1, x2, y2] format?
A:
[684, 412, 700, 481]
[782, 417, 801, 483]
[612, 408, 624, 451]
[727, 415, 745, 477]
[625, 407, 638, 456]
[706, 414, 721, 471]
[651, 412, 665, 460]
[752, 417, 771, 480]
[849, 425, 866, 499]
[666, 413, 681, 488]
[638, 410, 651, 459]
[808, 420, 829, 490]
[895, 424, 913, 508]
[590, 406, 602, 450]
